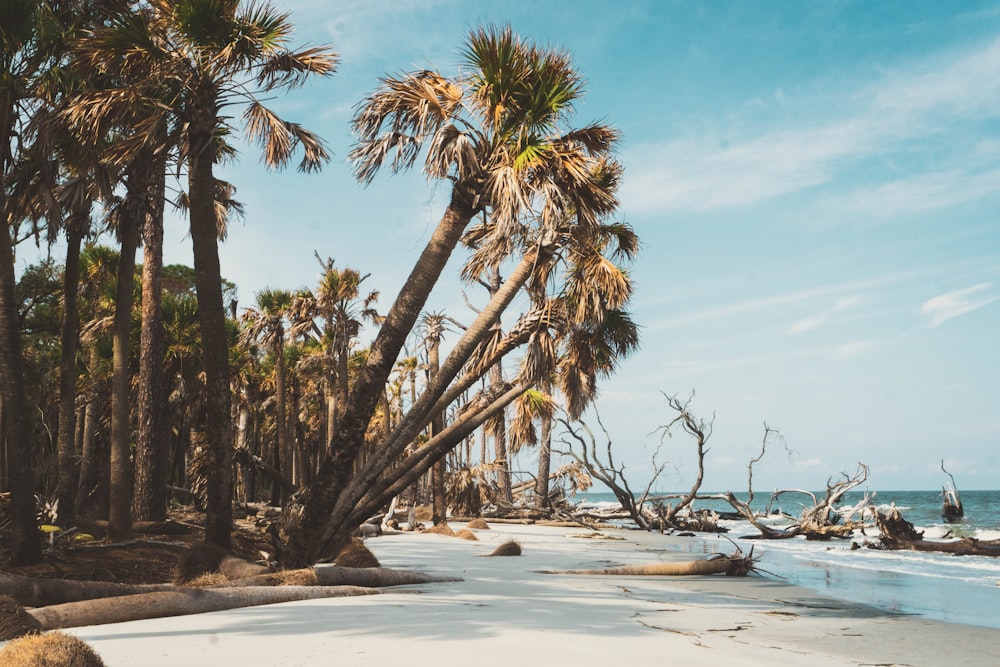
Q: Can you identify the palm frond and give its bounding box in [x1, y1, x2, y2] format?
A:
[257, 46, 338, 88]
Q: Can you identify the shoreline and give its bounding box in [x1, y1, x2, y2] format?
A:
[66, 521, 1000, 666]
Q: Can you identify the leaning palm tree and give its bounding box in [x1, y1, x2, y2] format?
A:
[68, 0, 337, 548]
[282, 25, 621, 567]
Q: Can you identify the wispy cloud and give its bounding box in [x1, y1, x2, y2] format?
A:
[622, 36, 1000, 216]
[648, 270, 918, 330]
[787, 296, 863, 335]
[919, 283, 996, 327]
[828, 166, 1000, 223]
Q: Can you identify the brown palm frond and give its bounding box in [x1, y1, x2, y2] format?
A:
[518, 329, 557, 386]
[257, 46, 339, 88]
[426, 123, 481, 181]
[243, 100, 292, 167]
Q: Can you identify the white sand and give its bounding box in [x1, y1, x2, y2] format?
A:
[67, 522, 1000, 666]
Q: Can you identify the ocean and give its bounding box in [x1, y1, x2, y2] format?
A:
[574, 489, 1000, 629]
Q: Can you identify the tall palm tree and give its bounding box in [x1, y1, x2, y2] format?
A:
[241, 288, 292, 505]
[0, 0, 85, 565]
[419, 312, 463, 524]
[283, 25, 620, 567]
[133, 149, 168, 522]
[289, 260, 379, 448]
[69, 0, 337, 548]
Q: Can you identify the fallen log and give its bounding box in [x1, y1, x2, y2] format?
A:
[874, 506, 1000, 557]
[540, 551, 754, 576]
[0, 571, 174, 607]
[26, 585, 380, 632]
[209, 565, 462, 588]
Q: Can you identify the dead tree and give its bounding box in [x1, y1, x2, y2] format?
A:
[647, 392, 716, 531]
[555, 413, 664, 530]
[698, 423, 800, 538]
[940, 460, 964, 523]
[768, 463, 874, 539]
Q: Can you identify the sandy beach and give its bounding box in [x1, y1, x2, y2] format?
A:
[52, 521, 998, 666]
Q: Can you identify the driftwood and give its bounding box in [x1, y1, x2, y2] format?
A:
[874, 506, 1000, 557]
[769, 463, 873, 540]
[941, 460, 964, 523]
[26, 585, 380, 631]
[211, 565, 462, 588]
[647, 393, 712, 528]
[556, 414, 663, 531]
[541, 550, 754, 577]
[0, 570, 174, 607]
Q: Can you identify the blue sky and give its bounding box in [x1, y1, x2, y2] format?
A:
[32, 1, 1000, 492]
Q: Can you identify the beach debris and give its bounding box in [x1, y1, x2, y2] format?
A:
[873, 506, 1000, 557]
[422, 523, 456, 537]
[540, 549, 755, 577]
[454, 529, 479, 541]
[485, 540, 522, 557]
[0, 630, 105, 666]
[466, 518, 490, 530]
[333, 538, 381, 568]
[0, 594, 41, 640]
[940, 460, 964, 523]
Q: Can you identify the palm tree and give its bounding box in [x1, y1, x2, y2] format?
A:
[69, 0, 337, 548]
[0, 0, 84, 565]
[419, 312, 463, 524]
[133, 152, 168, 522]
[289, 259, 379, 449]
[240, 288, 293, 505]
[282, 25, 621, 567]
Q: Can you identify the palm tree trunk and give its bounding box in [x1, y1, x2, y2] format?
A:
[108, 201, 140, 539]
[535, 411, 553, 508]
[56, 216, 87, 523]
[272, 334, 287, 504]
[74, 368, 102, 515]
[0, 220, 42, 565]
[188, 127, 233, 550]
[428, 340, 446, 525]
[280, 190, 477, 567]
[489, 364, 512, 505]
[133, 163, 167, 521]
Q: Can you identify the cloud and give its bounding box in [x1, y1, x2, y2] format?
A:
[830, 167, 1000, 222]
[919, 283, 996, 327]
[787, 296, 863, 335]
[648, 270, 917, 330]
[621, 36, 1000, 216]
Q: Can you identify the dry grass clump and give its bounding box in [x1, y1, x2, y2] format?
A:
[412, 505, 434, 521]
[0, 631, 106, 666]
[183, 572, 229, 588]
[454, 529, 478, 541]
[274, 569, 319, 585]
[423, 523, 456, 537]
[0, 595, 40, 640]
[334, 538, 380, 568]
[465, 518, 490, 530]
[485, 540, 522, 557]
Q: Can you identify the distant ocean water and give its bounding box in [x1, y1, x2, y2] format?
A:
[574, 489, 1000, 629]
